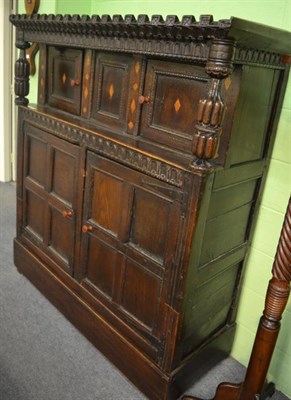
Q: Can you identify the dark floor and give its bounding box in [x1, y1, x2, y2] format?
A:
[0, 182, 289, 400]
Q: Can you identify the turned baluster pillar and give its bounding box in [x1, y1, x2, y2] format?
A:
[238, 197, 291, 400]
[15, 29, 30, 106]
[191, 39, 236, 170]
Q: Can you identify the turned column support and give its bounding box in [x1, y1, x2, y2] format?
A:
[182, 197, 291, 400]
[14, 29, 30, 106]
[190, 38, 236, 171]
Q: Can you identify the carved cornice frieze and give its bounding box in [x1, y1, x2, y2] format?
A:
[10, 14, 286, 67]
[10, 14, 231, 42]
[21, 108, 184, 187]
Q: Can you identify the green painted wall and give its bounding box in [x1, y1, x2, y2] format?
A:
[18, 0, 291, 396]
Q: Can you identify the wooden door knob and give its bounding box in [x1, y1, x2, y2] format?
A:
[70, 79, 80, 87]
[138, 95, 150, 104]
[82, 225, 93, 233]
[62, 210, 73, 218]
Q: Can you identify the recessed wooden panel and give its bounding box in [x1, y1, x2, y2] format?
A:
[25, 190, 45, 241]
[183, 264, 239, 356]
[200, 203, 253, 266]
[86, 236, 118, 299]
[208, 179, 258, 219]
[130, 189, 170, 261]
[51, 147, 76, 206]
[90, 170, 124, 236]
[121, 259, 162, 329]
[91, 53, 139, 131]
[48, 47, 83, 115]
[27, 134, 47, 187]
[49, 207, 74, 270]
[227, 67, 279, 165]
[140, 60, 208, 152]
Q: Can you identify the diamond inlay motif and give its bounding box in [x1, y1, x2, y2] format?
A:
[62, 73, 67, 85]
[174, 98, 181, 113]
[130, 99, 136, 114]
[109, 84, 114, 99]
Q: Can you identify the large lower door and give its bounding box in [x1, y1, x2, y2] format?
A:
[78, 152, 183, 361]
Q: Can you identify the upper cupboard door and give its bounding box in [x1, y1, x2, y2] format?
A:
[48, 47, 83, 115]
[91, 53, 144, 134]
[140, 60, 208, 152]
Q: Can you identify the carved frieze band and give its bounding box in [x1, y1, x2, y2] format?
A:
[21, 108, 184, 187]
[10, 14, 284, 67]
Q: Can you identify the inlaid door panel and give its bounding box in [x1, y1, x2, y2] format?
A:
[91, 53, 144, 134]
[48, 47, 83, 115]
[140, 60, 208, 152]
[79, 151, 183, 353]
[22, 124, 81, 275]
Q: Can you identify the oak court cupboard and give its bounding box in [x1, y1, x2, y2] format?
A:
[10, 12, 291, 400]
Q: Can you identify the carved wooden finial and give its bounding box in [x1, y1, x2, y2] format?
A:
[191, 39, 236, 171]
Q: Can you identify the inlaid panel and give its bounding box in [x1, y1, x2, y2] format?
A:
[48, 47, 83, 115]
[91, 53, 142, 132]
[140, 60, 208, 152]
[121, 258, 162, 329]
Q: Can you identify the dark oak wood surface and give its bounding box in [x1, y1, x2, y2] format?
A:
[10, 13, 291, 400]
[182, 197, 291, 400]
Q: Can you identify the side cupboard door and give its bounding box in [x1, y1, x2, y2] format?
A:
[20, 123, 81, 275]
[77, 151, 184, 361]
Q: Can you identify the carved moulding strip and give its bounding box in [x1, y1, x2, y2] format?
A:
[21, 108, 184, 188]
[22, 31, 210, 63]
[234, 47, 284, 69]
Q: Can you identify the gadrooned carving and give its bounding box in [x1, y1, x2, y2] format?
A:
[21, 108, 184, 187]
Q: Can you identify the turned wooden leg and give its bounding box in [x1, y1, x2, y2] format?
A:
[182, 197, 291, 400]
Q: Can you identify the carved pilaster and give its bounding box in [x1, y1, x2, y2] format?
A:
[191, 39, 236, 170]
[15, 30, 30, 106]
